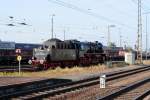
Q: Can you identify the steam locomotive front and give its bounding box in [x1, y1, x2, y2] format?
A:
[31, 40, 53, 65]
[31, 38, 62, 66]
[32, 47, 49, 64]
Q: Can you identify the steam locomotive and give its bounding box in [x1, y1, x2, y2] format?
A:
[31, 38, 106, 70]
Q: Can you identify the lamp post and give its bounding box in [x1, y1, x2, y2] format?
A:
[107, 25, 116, 46]
[51, 14, 55, 39]
[145, 14, 148, 60]
[100, 36, 105, 44]
[143, 12, 150, 60]
[64, 29, 66, 41]
[118, 28, 122, 47]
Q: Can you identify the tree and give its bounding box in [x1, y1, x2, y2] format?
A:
[109, 42, 116, 47]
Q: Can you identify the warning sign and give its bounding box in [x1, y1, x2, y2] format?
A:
[100, 74, 106, 88]
[17, 56, 22, 61]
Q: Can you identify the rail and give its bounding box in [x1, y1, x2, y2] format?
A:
[98, 77, 150, 100]
[134, 89, 150, 100]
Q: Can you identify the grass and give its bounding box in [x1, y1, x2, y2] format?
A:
[143, 60, 150, 65]
[0, 62, 129, 78]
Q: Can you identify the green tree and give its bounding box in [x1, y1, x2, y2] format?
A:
[109, 42, 116, 47]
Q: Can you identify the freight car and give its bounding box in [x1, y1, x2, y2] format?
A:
[31, 38, 106, 70]
[0, 41, 15, 65]
[0, 41, 41, 65]
[103, 46, 125, 61]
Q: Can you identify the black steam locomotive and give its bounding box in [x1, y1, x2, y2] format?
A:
[31, 38, 106, 69]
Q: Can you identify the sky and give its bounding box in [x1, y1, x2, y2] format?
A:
[0, 0, 150, 50]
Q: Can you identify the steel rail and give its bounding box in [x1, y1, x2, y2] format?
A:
[134, 89, 150, 100]
[97, 77, 150, 100]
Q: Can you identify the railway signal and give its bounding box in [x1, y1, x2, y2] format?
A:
[17, 55, 22, 61]
[17, 55, 22, 75]
[16, 49, 21, 54]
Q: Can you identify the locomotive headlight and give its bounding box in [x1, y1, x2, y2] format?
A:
[34, 48, 37, 51]
[40, 60, 44, 64]
[28, 60, 32, 64]
[32, 57, 34, 60]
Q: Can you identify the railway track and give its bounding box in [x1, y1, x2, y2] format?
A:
[135, 89, 150, 100]
[0, 59, 124, 72]
[47, 66, 150, 100]
[0, 68, 34, 72]
[98, 77, 150, 100]
[0, 65, 35, 72]
[1, 65, 148, 99]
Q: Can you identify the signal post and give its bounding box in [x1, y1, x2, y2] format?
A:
[16, 49, 22, 75]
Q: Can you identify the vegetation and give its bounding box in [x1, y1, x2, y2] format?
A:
[0, 62, 128, 77]
[143, 60, 150, 65]
[109, 42, 116, 47]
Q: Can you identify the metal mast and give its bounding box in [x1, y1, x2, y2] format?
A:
[51, 14, 55, 39]
[145, 14, 148, 60]
[137, 0, 143, 63]
[107, 26, 110, 46]
[107, 25, 115, 47]
[64, 29, 66, 41]
[119, 28, 122, 47]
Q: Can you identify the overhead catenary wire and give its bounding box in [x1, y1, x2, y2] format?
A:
[48, 0, 136, 30]
[98, 0, 137, 19]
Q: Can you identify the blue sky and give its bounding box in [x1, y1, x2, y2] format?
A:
[0, 0, 150, 49]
